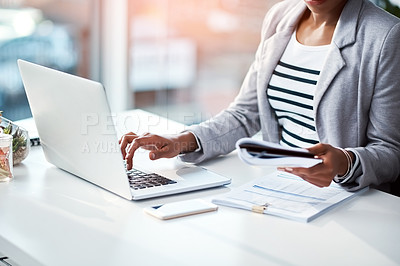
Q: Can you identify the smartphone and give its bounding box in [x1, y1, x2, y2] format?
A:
[144, 199, 218, 220]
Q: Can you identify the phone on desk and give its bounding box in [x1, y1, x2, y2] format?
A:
[144, 199, 218, 220]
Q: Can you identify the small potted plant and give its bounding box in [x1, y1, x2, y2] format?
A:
[0, 112, 30, 165]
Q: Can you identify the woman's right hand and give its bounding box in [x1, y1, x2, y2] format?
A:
[119, 131, 198, 170]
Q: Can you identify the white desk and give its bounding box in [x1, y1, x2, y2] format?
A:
[1, 110, 400, 266]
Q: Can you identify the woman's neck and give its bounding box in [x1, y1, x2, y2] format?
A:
[307, 2, 346, 27]
[296, 1, 347, 46]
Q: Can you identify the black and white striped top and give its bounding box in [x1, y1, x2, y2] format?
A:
[267, 31, 330, 148]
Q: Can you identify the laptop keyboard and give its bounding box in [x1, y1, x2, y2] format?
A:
[127, 168, 177, 190]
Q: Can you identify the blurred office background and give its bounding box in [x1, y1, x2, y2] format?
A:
[0, 0, 399, 125]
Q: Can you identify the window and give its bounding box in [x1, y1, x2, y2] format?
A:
[3, 0, 397, 124]
[127, 0, 280, 125]
[0, 0, 92, 120]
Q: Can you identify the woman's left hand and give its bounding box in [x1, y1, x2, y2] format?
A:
[277, 143, 350, 187]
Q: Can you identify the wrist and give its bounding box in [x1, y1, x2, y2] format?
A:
[176, 131, 199, 154]
[337, 148, 354, 177]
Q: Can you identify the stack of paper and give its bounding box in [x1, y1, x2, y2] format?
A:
[212, 171, 367, 222]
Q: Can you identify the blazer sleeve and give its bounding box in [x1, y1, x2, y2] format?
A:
[343, 22, 400, 191]
[179, 57, 262, 164]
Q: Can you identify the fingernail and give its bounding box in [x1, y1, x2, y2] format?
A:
[150, 153, 156, 160]
[285, 167, 293, 172]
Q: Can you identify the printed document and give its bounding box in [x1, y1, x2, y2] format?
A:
[212, 171, 367, 222]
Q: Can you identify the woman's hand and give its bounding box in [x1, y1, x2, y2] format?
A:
[277, 143, 352, 187]
[119, 131, 198, 170]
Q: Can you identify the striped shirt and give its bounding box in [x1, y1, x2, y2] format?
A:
[267, 31, 330, 148]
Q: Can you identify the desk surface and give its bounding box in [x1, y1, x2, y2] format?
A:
[1, 110, 400, 266]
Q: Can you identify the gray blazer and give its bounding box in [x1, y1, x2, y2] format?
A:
[182, 0, 400, 192]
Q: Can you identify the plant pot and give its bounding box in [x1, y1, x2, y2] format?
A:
[0, 116, 30, 165]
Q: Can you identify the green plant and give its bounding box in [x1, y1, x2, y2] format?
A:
[2, 122, 27, 153]
[0, 112, 29, 165]
[377, 0, 400, 18]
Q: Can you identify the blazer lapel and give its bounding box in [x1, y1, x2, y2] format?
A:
[313, 45, 346, 112]
[257, 2, 307, 96]
[256, 30, 293, 95]
[314, 0, 362, 112]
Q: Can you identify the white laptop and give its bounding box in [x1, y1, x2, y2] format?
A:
[17, 59, 231, 200]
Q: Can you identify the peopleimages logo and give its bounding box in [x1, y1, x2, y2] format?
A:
[80, 112, 142, 154]
[78, 111, 271, 154]
[81, 140, 120, 153]
[81, 113, 119, 135]
[80, 112, 150, 135]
